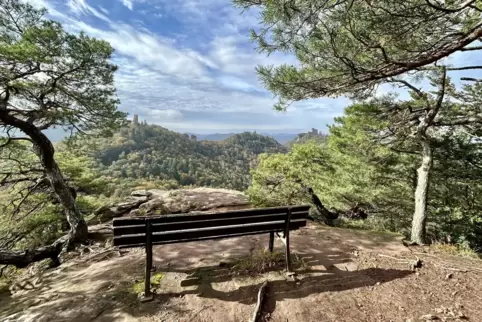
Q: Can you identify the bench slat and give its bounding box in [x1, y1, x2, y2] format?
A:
[113, 210, 308, 236]
[117, 226, 305, 249]
[113, 205, 310, 226]
[114, 218, 306, 247]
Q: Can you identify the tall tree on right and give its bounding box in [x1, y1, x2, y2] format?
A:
[234, 0, 482, 244]
[361, 70, 482, 244]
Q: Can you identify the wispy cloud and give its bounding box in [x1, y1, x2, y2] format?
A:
[67, 0, 111, 23]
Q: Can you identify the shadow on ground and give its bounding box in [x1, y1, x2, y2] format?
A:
[157, 264, 413, 304]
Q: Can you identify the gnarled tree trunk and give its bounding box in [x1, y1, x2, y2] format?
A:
[411, 140, 433, 245]
[305, 186, 339, 226]
[0, 112, 88, 267]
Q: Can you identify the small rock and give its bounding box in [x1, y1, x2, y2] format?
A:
[131, 190, 153, 197]
[419, 314, 439, 320]
[457, 312, 468, 319]
[410, 258, 423, 271]
[434, 308, 444, 314]
[375, 282, 381, 286]
[406, 319, 414, 322]
[445, 273, 453, 280]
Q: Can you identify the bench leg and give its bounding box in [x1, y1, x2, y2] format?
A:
[284, 209, 292, 273]
[284, 229, 292, 273]
[142, 221, 154, 302]
[269, 231, 274, 253]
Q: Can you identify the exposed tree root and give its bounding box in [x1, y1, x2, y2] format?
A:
[250, 281, 269, 322]
[0, 229, 80, 268]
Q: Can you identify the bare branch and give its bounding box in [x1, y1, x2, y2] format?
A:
[388, 79, 421, 95]
[447, 65, 482, 71]
[459, 45, 482, 51]
[461, 77, 482, 82]
[424, 0, 476, 13]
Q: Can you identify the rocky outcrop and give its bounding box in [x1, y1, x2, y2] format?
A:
[88, 188, 250, 225]
[132, 187, 250, 216]
[87, 196, 149, 225]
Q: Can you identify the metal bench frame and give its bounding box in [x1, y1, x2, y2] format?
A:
[113, 205, 309, 301]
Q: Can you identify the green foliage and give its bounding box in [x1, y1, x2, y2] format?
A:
[131, 273, 165, 295]
[248, 140, 332, 207]
[234, 0, 482, 106]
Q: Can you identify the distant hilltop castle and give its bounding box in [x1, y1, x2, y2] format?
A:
[130, 114, 146, 126]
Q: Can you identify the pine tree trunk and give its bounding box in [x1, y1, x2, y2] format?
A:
[410, 140, 433, 245]
[30, 131, 88, 243]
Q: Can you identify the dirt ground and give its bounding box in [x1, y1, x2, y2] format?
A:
[1, 223, 482, 322]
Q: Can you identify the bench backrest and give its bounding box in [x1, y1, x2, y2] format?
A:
[113, 205, 310, 249]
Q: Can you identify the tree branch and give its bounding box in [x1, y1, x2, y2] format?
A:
[0, 136, 33, 148]
[433, 115, 482, 126]
[424, 0, 476, 13]
[388, 78, 426, 99]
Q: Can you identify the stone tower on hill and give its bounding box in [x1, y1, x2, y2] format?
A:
[132, 114, 139, 125]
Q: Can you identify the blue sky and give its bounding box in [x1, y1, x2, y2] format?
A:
[29, 0, 482, 135]
[29, 0, 351, 134]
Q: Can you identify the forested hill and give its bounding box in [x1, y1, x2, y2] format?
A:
[91, 122, 287, 190]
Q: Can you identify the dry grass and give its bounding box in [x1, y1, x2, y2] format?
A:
[229, 249, 306, 275]
[433, 243, 480, 259]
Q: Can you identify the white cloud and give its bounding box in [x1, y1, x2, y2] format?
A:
[121, 0, 134, 10]
[146, 109, 184, 121]
[208, 35, 298, 88]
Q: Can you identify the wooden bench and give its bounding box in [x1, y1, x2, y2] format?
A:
[113, 205, 310, 301]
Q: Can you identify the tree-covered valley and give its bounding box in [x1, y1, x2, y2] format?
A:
[90, 120, 288, 191]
